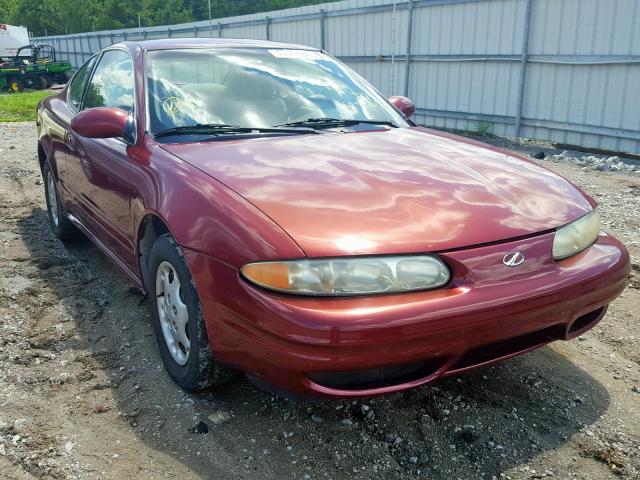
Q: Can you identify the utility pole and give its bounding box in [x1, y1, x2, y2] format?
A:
[209, 0, 212, 37]
[138, 14, 141, 29]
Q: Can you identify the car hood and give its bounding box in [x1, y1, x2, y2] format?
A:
[161, 127, 594, 257]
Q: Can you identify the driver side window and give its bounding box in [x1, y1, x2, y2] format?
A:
[67, 56, 96, 112]
[83, 50, 134, 112]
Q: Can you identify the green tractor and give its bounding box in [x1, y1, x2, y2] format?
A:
[0, 44, 73, 92]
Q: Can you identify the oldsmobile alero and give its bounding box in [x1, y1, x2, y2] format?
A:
[36, 38, 630, 398]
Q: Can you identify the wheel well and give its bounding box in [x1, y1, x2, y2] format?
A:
[137, 214, 171, 291]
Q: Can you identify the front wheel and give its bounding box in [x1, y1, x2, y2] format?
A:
[148, 234, 234, 390]
[43, 162, 77, 240]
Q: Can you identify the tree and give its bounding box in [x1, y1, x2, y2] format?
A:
[0, 0, 19, 23]
[141, 0, 192, 27]
[96, 0, 144, 30]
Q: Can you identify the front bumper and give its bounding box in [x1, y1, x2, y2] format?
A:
[185, 232, 629, 399]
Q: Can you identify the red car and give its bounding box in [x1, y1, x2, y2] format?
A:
[37, 39, 629, 399]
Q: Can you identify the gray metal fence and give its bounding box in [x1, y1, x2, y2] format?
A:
[32, 0, 640, 153]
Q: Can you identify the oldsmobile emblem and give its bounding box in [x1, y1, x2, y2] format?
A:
[503, 251, 525, 267]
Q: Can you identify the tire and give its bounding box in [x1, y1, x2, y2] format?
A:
[148, 234, 234, 390]
[9, 79, 23, 93]
[55, 73, 70, 85]
[43, 162, 77, 240]
[38, 75, 50, 90]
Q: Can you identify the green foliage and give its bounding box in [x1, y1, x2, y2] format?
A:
[0, 90, 51, 122]
[0, 0, 20, 22]
[2, 0, 334, 36]
[141, 0, 192, 28]
[83, 81, 105, 110]
[477, 121, 492, 136]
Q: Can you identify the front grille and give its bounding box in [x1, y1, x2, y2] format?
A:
[308, 357, 447, 391]
[449, 323, 566, 371]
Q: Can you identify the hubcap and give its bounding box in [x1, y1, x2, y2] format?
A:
[156, 261, 190, 366]
[47, 172, 59, 227]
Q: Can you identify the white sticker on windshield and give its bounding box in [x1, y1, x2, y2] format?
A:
[268, 49, 324, 60]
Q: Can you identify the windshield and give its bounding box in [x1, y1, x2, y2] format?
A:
[145, 48, 409, 135]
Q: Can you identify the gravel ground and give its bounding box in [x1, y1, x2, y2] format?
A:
[0, 122, 638, 480]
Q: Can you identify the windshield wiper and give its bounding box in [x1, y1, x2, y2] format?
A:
[275, 118, 399, 129]
[153, 123, 322, 138]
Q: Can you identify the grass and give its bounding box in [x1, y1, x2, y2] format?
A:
[0, 90, 52, 122]
[477, 121, 492, 136]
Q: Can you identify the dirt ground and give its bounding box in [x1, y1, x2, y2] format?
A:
[0, 122, 638, 480]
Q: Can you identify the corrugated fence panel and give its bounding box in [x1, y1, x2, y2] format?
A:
[346, 59, 406, 97]
[522, 63, 640, 152]
[530, 0, 639, 56]
[270, 19, 322, 48]
[412, 60, 519, 136]
[326, 8, 407, 56]
[221, 25, 267, 40]
[521, 0, 640, 153]
[31, 0, 640, 154]
[412, 0, 524, 55]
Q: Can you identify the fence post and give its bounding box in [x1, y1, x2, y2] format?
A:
[65, 36, 70, 64]
[320, 8, 325, 50]
[73, 36, 79, 68]
[167, 28, 172, 38]
[403, 0, 414, 97]
[84, 35, 92, 62]
[265, 16, 271, 40]
[514, 0, 534, 139]
[193, 25, 197, 37]
[218, 22, 223, 38]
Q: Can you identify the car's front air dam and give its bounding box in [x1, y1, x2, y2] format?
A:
[184, 232, 629, 399]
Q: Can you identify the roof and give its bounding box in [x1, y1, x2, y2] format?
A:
[131, 38, 319, 51]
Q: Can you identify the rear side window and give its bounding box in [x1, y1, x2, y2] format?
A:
[67, 56, 96, 111]
[83, 50, 134, 111]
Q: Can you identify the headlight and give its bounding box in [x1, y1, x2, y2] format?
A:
[552, 210, 601, 260]
[241, 255, 450, 296]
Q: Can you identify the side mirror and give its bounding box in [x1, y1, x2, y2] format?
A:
[388, 96, 415, 118]
[71, 107, 133, 142]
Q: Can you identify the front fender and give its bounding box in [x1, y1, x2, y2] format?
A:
[129, 139, 305, 270]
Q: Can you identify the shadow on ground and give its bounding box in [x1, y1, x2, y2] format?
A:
[18, 207, 609, 480]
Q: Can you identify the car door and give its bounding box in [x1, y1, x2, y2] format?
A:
[65, 48, 137, 269]
[49, 54, 96, 189]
